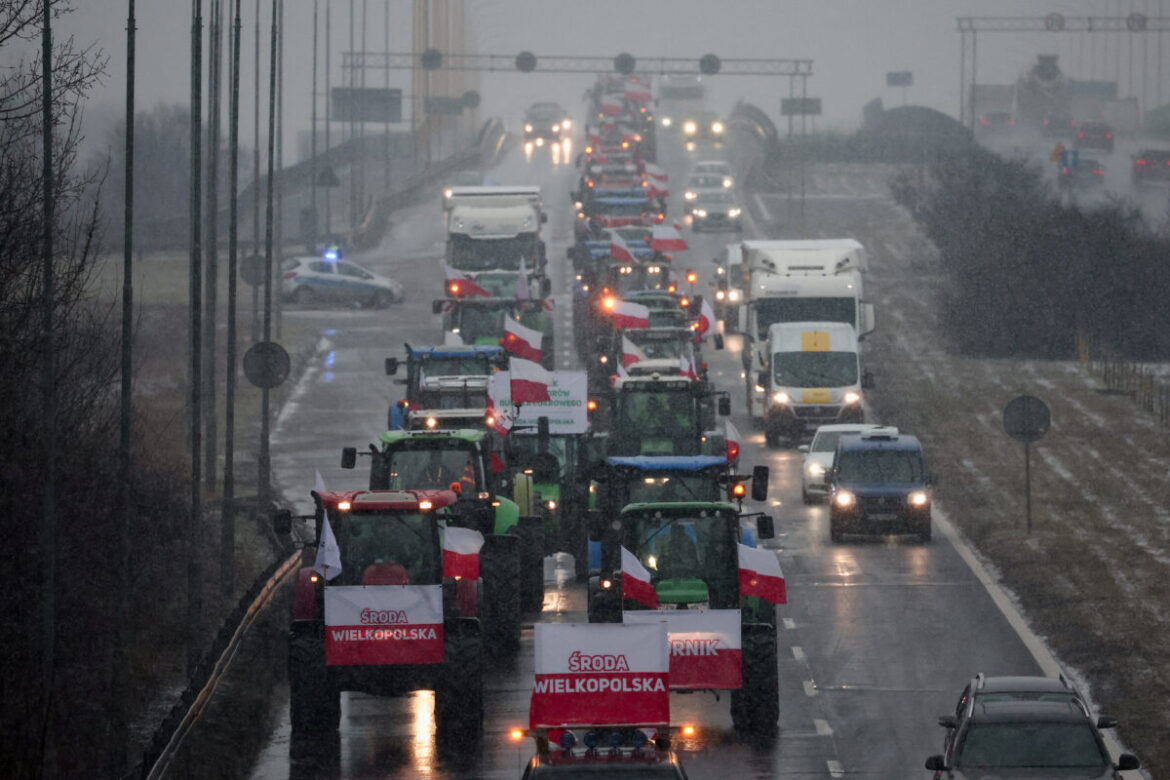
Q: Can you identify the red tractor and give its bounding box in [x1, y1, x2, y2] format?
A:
[276, 488, 484, 743]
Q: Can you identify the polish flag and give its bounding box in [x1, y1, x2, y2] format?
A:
[484, 397, 512, 435]
[600, 96, 623, 116]
[312, 471, 343, 581]
[621, 547, 657, 609]
[610, 232, 637, 264]
[725, 419, 741, 464]
[738, 544, 787, 604]
[621, 334, 647, 368]
[679, 354, 698, 380]
[650, 225, 688, 253]
[586, 125, 602, 144]
[443, 526, 484, 580]
[501, 317, 543, 363]
[695, 296, 715, 338]
[643, 162, 668, 183]
[445, 266, 491, 298]
[510, 358, 553, 404]
[611, 300, 650, 330]
[624, 83, 652, 102]
[515, 255, 530, 300]
[610, 360, 630, 386]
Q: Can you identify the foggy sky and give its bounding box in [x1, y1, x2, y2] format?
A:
[47, 0, 1170, 163]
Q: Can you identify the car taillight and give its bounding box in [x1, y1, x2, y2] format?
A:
[1078, 132, 1084, 137]
[1061, 168, 1069, 174]
[1095, 169, 1104, 176]
[1106, 132, 1113, 139]
[283, 271, 297, 279]
[1137, 159, 1147, 165]
[980, 119, 990, 125]
[1008, 119, 1016, 125]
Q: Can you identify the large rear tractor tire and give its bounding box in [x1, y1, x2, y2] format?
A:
[288, 631, 340, 734]
[479, 534, 521, 657]
[730, 624, 779, 736]
[435, 626, 484, 750]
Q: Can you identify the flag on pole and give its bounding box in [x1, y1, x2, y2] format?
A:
[443, 526, 484, 580]
[621, 334, 647, 368]
[643, 162, 669, 183]
[484, 397, 513, 435]
[725, 419, 741, 464]
[738, 544, 787, 604]
[610, 360, 630, 386]
[610, 232, 637, 264]
[510, 358, 553, 403]
[502, 316, 544, 363]
[445, 266, 491, 298]
[313, 470, 343, 581]
[611, 300, 650, 330]
[695, 296, 715, 338]
[621, 547, 658, 609]
[516, 255, 530, 301]
[679, 354, 698, 380]
[650, 225, 688, 252]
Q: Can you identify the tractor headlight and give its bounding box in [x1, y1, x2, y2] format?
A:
[546, 499, 558, 511]
[712, 121, 725, 134]
[715, 289, 726, 301]
[693, 209, 707, 217]
[728, 290, 740, 302]
[683, 120, 697, 135]
[684, 190, 697, 200]
[661, 116, 673, 127]
[525, 123, 534, 133]
[723, 177, 734, 188]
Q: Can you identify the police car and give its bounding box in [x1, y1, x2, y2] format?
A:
[281, 249, 404, 307]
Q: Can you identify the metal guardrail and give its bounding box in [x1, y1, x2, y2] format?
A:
[140, 550, 302, 779]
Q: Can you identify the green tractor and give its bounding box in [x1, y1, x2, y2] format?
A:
[603, 374, 731, 457]
[342, 428, 542, 654]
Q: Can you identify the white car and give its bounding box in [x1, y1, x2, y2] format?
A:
[691, 160, 734, 189]
[281, 254, 404, 308]
[682, 173, 729, 214]
[799, 423, 893, 504]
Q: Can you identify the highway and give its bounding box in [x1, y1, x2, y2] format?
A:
[246, 126, 1067, 779]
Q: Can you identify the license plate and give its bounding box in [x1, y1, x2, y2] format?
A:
[867, 513, 899, 521]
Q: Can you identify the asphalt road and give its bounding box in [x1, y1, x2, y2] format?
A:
[245, 129, 1068, 780]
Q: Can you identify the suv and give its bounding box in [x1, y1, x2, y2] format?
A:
[1132, 148, 1170, 187]
[826, 427, 934, 542]
[926, 689, 1139, 778]
[798, 423, 889, 504]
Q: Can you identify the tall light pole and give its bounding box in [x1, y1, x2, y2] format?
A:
[223, 0, 243, 588]
[187, 0, 205, 678]
[310, 0, 318, 253]
[258, 0, 278, 507]
[204, 0, 222, 490]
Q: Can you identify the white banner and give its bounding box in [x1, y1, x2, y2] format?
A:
[490, 370, 587, 434]
[624, 609, 742, 689]
[324, 585, 444, 666]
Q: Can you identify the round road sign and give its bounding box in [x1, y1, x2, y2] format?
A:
[244, 341, 291, 390]
[1045, 13, 1066, 32]
[1127, 12, 1148, 32]
[613, 53, 636, 76]
[462, 90, 481, 109]
[421, 48, 443, 70]
[1003, 395, 1051, 443]
[515, 51, 537, 73]
[699, 53, 722, 76]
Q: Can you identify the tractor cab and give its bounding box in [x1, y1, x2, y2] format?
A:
[386, 344, 506, 430]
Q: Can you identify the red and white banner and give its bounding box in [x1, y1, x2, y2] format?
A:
[510, 357, 553, 404]
[643, 162, 668, 183]
[621, 546, 658, 609]
[650, 225, 688, 253]
[624, 609, 742, 690]
[695, 296, 715, 338]
[325, 585, 444, 666]
[445, 266, 491, 298]
[443, 526, 484, 580]
[529, 622, 669, 729]
[501, 317, 543, 363]
[624, 83, 653, 102]
[621, 334, 647, 368]
[679, 354, 698, 380]
[610, 232, 637, 264]
[738, 544, 787, 604]
[611, 300, 650, 330]
[600, 96, 623, 116]
[725, 419, 741, 463]
[586, 125, 602, 144]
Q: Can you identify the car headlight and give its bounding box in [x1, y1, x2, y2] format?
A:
[683, 121, 697, 135]
[661, 116, 673, 127]
[712, 121, 725, 134]
[909, 491, 929, 507]
[562, 119, 571, 129]
[834, 490, 855, 508]
[843, 391, 861, 405]
[443, 187, 453, 199]
[807, 462, 825, 477]
[693, 209, 707, 217]
[723, 177, 734, 188]
[535, 137, 544, 146]
[772, 391, 789, 405]
[684, 191, 697, 200]
[728, 290, 740, 302]
[715, 289, 726, 301]
[728, 207, 742, 218]
[525, 123, 533, 132]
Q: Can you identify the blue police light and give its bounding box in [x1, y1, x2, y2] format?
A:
[324, 245, 341, 261]
[558, 730, 577, 750]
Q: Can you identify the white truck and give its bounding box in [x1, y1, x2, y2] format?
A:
[444, 185, 548, 297]
[759, 321, 870, 448]
[738, 239, 875, 422]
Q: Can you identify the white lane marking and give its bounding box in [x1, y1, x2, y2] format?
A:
[753, 192, 772, 223]
[792, 646, 806, 661]
[814, 718, 833, 736]
[802, 680, 818, 697]
[782, 618, 796, 630]
[827, 759, 845, 777]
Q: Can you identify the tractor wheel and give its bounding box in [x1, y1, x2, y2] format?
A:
[435, 627, 484, 749]
[288, 632, 339, 734]
[479, 534, 521, 657]
[730, 624, 779, 736]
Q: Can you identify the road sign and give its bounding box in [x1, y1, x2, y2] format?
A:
[244, 342, 291, 389]
[886, 71, 913, 88]
[1049, 142, 1065, 163]
[781, 97, 822, 116]
[1004, 394, 1050, 534]
[425, 96, 465, 116]
[331, 87, 402, 123]
[1045, 12, 1066, 32]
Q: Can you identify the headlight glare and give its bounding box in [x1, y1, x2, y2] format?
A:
[834, 490, 855, 508]
[909, 491, 929, 507]
[772, 391, 790, 405]
[843, 391, 861, 405]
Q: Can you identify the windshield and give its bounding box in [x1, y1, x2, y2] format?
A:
[773, 351, 857, 387]
[610, 389, 708, 456]
[421, 357, 493, 377]
[415, 388, 489, 410]
[836, 448, 924, 483]
[623, 509, 737, 606]
[454, 307, 506, 344]
[590, 201, 651, 217]
[381, 442, 483, 492]
[508, 435, 570, 482]
[619, 473, 723, 505]
[755, 298, 857, 337]
[334, 511, 441, 587]
[687, 176, 724, 190]
[956, 722, 1107, 770]
[811, 430, 862, 453]
[448, 234, 537, 272]
[626, 332, 693, 361]
[698, 192, 736, 205]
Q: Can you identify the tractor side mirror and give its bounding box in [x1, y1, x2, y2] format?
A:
[432, 300, 445, 315]
[540, 277, 552, 298]
[938, 715, 958, 729]
[717, 396, 731, 416]
[756, 514, 774, 539]
[272, 508, 292, 535]
[925, 757, 947, 772]
[341, 447, 357, 469]
[713, 333, 724, 351]
[385, 357, 399, 376]
[750, 465, 769, 501]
